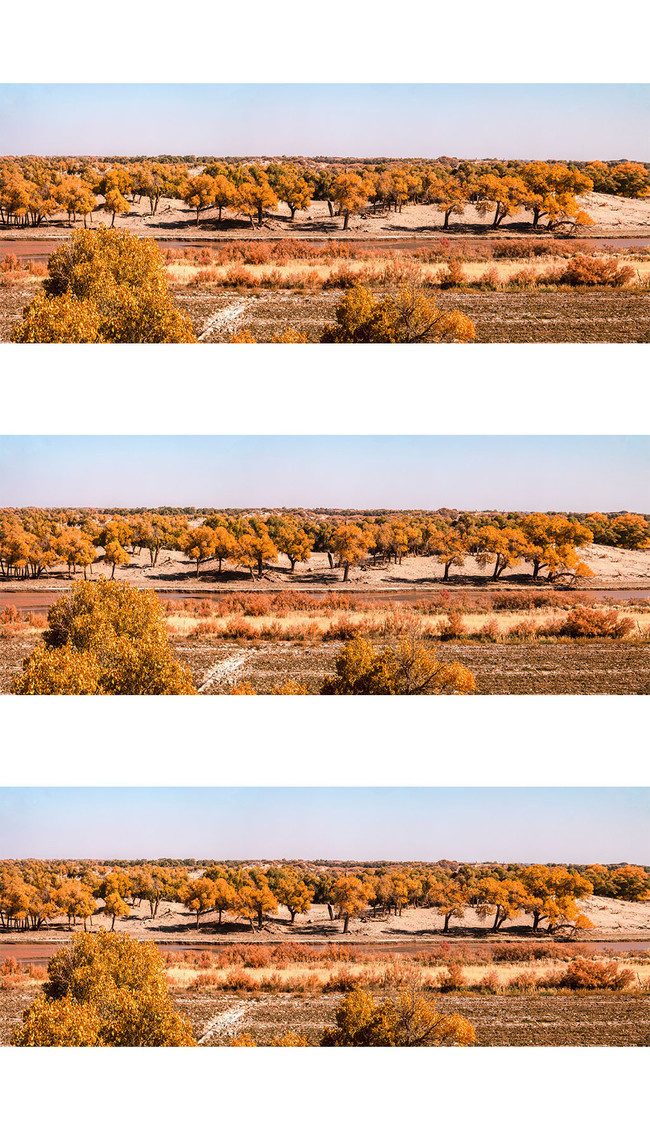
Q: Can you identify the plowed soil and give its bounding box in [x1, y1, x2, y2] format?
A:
[1, 984, 648, 1046]
[1, 635, 648, 694]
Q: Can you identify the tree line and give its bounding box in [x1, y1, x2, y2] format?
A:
[2, 506, 648, 584]
[2, 858, 648, 935]
[2, 155, 649, 233]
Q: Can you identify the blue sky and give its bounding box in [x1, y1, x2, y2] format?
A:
[1, 85, 648, 159]
[0, 788, 647, 862]
[0, 436, 647, 511]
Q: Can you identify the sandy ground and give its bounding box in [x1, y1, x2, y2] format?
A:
[2, 193, 650, 243]
[0, 543, 648, 597]
[2, 895, 648, 946]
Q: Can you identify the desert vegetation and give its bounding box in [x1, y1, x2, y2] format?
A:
[2, 156, 648, 235]
[1, 505, 648, 694]
[2, 857, 648, 937]
[1, 857, 648, 1045]
[2, 155, 649, 342]
[2, 505, 647, 585]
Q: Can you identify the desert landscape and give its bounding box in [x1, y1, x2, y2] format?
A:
[2, 502, 649, 694]
[1, 851, 649, 1046]
[2, 152, 649, 342]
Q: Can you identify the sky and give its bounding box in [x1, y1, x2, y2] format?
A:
[0, 84, 648, 160]
[0, 436, 647, 512]
[0, 788, 647, 862]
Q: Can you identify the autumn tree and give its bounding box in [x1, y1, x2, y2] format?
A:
[520, 866, 593, 932]
[103, 539, 129, 578]
[322, 285, 475, 343]
[182, 878, 216, 928]
[12, 932, 196, 1046]
[102, 891, 129, 931]
[475, 525, 530, 579]
[429, 878, 469, 932]
[430, 175, 468, 229]
[235, 526, 278, 579]
[182, 527, 219, 577]
[271, 870, 312, 923]
[331, 523, 374, 581]
[208, 877, 236, 924]
[13, 227, 196, 343]
[103, 188, 130, 227]
[272, 518, 313, 572]
[321, 987, 476, 1047]
[331, 173, 369, 230]
[183, 174, 216, 225]
[322, 636, 476, 695]
[233, 878, 278, 931]
[476, 877, 528, 930]
[12, 579, 195, 695]
[332, 876, 371, 933]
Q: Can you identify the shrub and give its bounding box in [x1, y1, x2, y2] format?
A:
[437, 962, 468, 992]
[558, 607, 635, 639]
[12, 579, 195, 695]
[12, 933, 196, 1046]
[321, 987, 476, 1047]
[321, 635, 476, 695]
[558, 958, 636, 991]
[13, 228, 196, 343]
[558, 255, 635, 287]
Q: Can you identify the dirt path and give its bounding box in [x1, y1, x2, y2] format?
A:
[197, 299, 250, 341]
[197, 653, 248, 693]
[197, 1002, 252, 1044]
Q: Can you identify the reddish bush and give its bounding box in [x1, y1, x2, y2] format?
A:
[437, 962, 467, 992]
[558, 255, 635, 287]
[558, 958, 635, 991]
[558, 607, 635, 639]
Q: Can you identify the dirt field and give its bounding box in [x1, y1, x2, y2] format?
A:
[3, 283, 648, 344]
[1, 984, 648, 1046]
[1, 633, 648, 695]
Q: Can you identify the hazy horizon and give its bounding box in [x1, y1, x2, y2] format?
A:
[1, 437, 648, 512]
[1, 85, 648, 161]
[1, 789, 648, 863]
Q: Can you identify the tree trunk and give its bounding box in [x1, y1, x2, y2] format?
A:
[343, 914, 350, 933]
[111, 563, 116, 579]
[111, 212, 116, 228]
[343, 562, 350, 582]
[257, 908, 263, 928]
[444, 562, 451, 580]
[111, 915, 116, 931]
[342, 211, 350, 230]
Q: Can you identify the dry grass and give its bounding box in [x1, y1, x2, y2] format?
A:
[164, 951, 650, 996]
